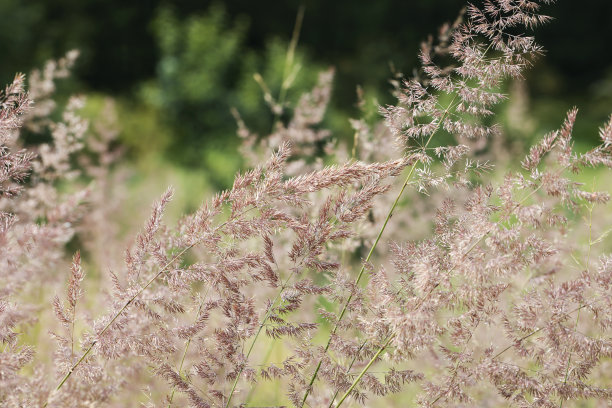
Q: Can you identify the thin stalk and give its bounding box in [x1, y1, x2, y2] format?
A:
[299, 166, 412, 406]
[330, 167, 562, 408]
[226, 186, 368, 406]
[45, 243, 195, 407]
[245, 338, 277, 402]
[224, 284, 285, 408]
[327, 340, 367, 408]
[559, 202, 593, 407]
[278, 5, 305, 108]
[351, 128, 359, 160]
[300, 95, 458, 407]
[271, 5, 305, 132]
[44, 206, 257, 407]
[334, 335, 394, 408]
[493, 303, 589, 362]
[167, 286, 210, 407]
[429, 302, 591, 406]
[305, 43, 499, 405]
[338, 230, 484, 408]
[167, 338, 192, 407]
[224, 263, 302, 408]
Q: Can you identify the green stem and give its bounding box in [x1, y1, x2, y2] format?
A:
[333, 165, 567, 408]
[224, 266, 300, 408]
[559, 202, 593, 407]
[327, 341, 367, 408]
[225, 288, 284, 408]
[245, 339, 277, 403]
[334, 335, 394, 408]
[299, 95, 458, 407]
[299, 168, 412, 407]
[44, 243, 196, 408]
[334, 226, 484, 408]
[44, 206, 257, 407]
[278, 5, 305, 108]
[167, 287, 210, 407]
[271, 5, 305, 132]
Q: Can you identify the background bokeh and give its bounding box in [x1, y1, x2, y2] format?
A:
[1, 0, 611, 187]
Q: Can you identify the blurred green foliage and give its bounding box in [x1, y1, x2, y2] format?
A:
[0, 0, 610, 186]
[141, 5, 325, 171]
[145, 4, 247, 162]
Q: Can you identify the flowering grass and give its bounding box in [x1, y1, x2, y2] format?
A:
[2, 1, 612, 407]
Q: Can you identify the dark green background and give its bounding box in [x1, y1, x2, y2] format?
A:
[1, 0, 610, 174]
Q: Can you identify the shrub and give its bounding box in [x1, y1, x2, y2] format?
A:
[145, 4, 324, 170]
[2, 1, 612, 407]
